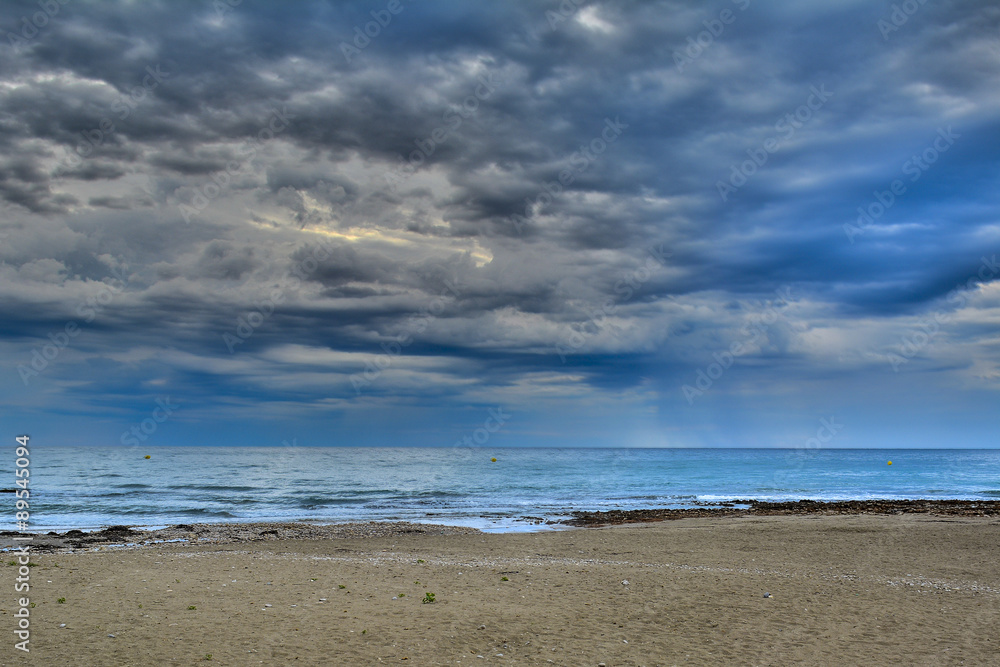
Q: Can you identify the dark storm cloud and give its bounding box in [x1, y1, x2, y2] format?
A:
[1, 0, 998, 446]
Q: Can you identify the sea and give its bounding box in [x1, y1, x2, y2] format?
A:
[7, 447, 1000, 533]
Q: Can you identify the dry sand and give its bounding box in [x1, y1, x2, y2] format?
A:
[2, 514, 998, 666]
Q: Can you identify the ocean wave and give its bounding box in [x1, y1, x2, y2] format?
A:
[176, 509, 238, 518]
[168, 484, 259, 492]
[291, 496, 363, 508]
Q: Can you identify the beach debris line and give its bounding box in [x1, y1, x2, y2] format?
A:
[564, 499, 1000, 526]
[12, 521, 481, 552]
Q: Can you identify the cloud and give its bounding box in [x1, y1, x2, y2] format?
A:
[1, 0, 998, 446]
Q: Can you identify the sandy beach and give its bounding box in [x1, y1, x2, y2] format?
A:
[2, 511, 999, 666]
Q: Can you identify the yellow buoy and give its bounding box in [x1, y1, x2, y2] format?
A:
[887, 460, 892, 465]
[491, 457, 497, 462]
[144, 455, 151, 459]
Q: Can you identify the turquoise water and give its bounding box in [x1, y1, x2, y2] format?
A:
[7, 447, 999, 532]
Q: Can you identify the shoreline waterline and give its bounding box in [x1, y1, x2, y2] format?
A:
[6, 498, 999, 552]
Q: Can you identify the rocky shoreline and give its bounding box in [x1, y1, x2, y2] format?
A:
[5, 500, 999, 551]
[565, 498, 1000, 526]
[0, 521, 481, 552]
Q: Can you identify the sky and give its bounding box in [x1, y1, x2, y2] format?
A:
[1, 0, 998, 449]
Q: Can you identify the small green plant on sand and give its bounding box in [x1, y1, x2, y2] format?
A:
[414, 581, 420, 585]
[188, 605, 197, 610]
[422, 592, 436, 604]
[501, 577, 509, 582]
[398, 593, 405, 597]
[338, 584, 346, 589]
[361, 629, 367, 635]
[204, 654, 212, 661]
[416, 559, 425, 564]
[57, 597, 66, 604]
